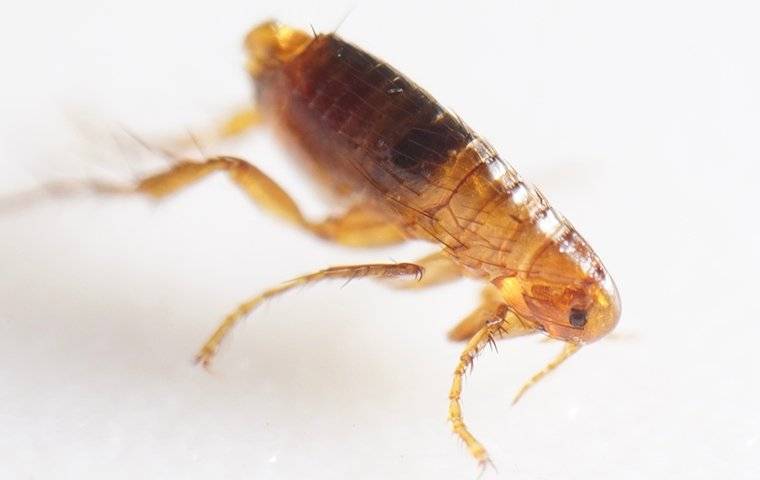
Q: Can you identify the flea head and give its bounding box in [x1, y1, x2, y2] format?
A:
[495, 229, 620, 344]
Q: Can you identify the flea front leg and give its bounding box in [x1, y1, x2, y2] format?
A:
[447, 286, 582, 404]
[195, 262, 423, 367]
[448, 284, 514, 341]
[511, 341, 581, 405]
[448, 303, 536, 466]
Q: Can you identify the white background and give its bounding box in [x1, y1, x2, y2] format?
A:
[1, 1, 759, 479]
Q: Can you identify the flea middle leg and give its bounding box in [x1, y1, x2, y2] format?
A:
[195, 262, 423, 367]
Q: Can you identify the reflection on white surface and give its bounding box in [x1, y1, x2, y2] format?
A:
[1, 1, 759, 479]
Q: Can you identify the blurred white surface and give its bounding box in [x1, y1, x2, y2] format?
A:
[1, 1, 759, 479]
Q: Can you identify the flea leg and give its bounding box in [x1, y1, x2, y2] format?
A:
[139, 157, 406, 245]
[311, 203, 406, 247]
[511, 341, 581, 405]
[195, 262, 422, 367]
[448, 285, 504, 341]
[165, 106, 263, 153]
[217, 107, 263, 139]
[0, 179, 136, 214]
[447, 284, 536, 342]
[448, 304, 535, 466]
[387, 250, 462, 289]
[132, 155, 309, 226]
[0, 155, 406, 247]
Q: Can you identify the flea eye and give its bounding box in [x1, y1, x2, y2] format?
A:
[569, 308, 587, 328]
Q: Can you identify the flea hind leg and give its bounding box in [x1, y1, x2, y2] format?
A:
[216, 107, 262, 139]
[137, 156, 406, 246]
[448, 301, 536, 466]
[195, 262, 423, 367]
[1, 155, 406, 247]
[165, 107, 263, 153]
[312, 203, 407, 247]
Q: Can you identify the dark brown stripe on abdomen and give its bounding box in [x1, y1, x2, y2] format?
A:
[266, 34, 474, 201]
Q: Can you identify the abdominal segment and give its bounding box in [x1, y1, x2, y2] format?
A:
[255, 33, 558, 275]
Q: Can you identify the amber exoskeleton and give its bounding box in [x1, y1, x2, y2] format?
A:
[243, 22, 620, 464]
[2, 20, 621, 467]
